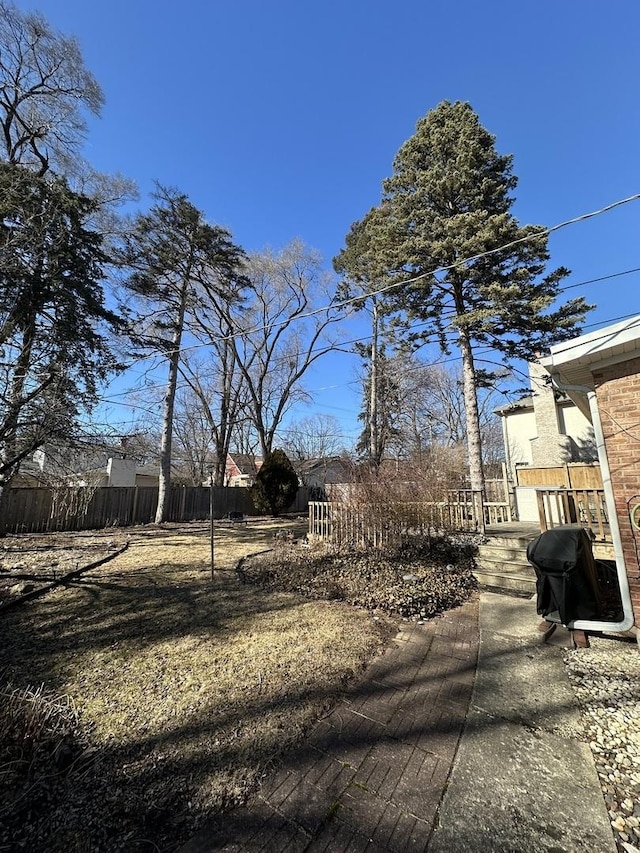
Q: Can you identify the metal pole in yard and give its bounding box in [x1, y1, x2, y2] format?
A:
[209, 471, 215, 579]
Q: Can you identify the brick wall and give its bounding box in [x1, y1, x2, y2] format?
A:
[594, 356, 640, 626]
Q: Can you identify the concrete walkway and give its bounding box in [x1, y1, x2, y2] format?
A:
[429, 593, 616, 853]
[180, 593, 616, 852]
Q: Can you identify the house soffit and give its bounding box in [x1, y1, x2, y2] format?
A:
[541, 314, 640, 387]
[540, 315, 640, 420]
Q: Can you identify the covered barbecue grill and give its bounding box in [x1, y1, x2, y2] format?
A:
[526, 525, 602, 626]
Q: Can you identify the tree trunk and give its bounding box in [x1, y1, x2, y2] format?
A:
[214, 342, 233, 486]
[369, 299, 379, 470]
[0, 482, 9, 537]
[458, 327, 485, 532]
[0, 315, 37, 483]
[155, 300, 186, 523]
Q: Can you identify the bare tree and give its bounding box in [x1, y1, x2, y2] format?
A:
[182, 296, 255, 485]
[395, 357, 504, 475]
[229, 240, 343, 456]
[0, 1, 103, 176]
[171, 385, 216, 485]
[173, 346, 253, 486]
[280, 413, 346, 473]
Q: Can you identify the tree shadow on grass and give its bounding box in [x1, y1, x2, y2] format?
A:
[0, 566, 306, 687]
[2, 576, 596, 853]
[0, 537, 390, 852]
[0, 622, 475, 852]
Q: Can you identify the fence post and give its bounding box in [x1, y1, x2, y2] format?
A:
[536, 490, 548, 531]
[130, 486, 139, 525]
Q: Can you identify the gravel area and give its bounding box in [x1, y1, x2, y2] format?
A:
[564, 634, 640, 853]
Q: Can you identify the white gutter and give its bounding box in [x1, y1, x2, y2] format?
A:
[546, 376, 634, 633]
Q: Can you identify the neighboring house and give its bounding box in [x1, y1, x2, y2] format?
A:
[224, 454, 263, 487]
[494, 362, 600, 523]
[540, 314, 640, 635]
[13, 447, 159, 488]
[296, 456, 353, 497]
[73, 459, 159, 488]
[495, 361, 597, 482]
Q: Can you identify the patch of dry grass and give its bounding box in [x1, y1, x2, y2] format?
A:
[0, 519, 396, 852]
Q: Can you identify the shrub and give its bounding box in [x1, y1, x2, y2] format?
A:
[251, 449, 299, 517]
[0, 680, 87, 846]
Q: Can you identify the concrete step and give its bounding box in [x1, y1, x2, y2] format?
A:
[473, 567, 537, 596]
[478, 543, 533, 563]
[474, 532, 539, 595]
[482, 534, 539, 550]
[476, 555, 532, 573]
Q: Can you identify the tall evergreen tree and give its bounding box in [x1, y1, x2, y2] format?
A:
[368, 101, 591, 527]
[0, 163, 121, 512]
[121, 185, 246, 523]
[334, 210, 399, 471]
[251, 449, 298, 517]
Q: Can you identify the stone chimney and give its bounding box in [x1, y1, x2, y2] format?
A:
[528, 361, 572, 467]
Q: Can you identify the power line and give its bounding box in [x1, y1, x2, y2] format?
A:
[98, 256, 640, 406]
[559, 267, 640, 292]
[119, 191, 640, 368]
[93, 307, 640, 423]
[90, 191, 640, 417]
[97, 292, 640, 410]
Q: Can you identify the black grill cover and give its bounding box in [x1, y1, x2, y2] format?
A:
[526, 526, 601, 625]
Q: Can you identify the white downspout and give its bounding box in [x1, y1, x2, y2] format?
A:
[547, 376, 634, 633]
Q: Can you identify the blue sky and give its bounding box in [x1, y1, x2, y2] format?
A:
[17, 0, 640, 445]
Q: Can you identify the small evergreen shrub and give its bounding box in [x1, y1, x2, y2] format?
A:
[251, 449, 299, 517]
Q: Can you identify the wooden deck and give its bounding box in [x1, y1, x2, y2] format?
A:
[476, 521, 614, 595]
[485, 522, 541, 539]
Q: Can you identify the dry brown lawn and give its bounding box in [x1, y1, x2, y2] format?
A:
[0, 519, 397, 852]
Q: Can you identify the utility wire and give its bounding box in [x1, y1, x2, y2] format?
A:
[96, 299, 640, 410]
[118, 191, 640, 368]
[91, 192, 640, 415]
[113, 262, 640, 383]
[559, 267, 640, 291]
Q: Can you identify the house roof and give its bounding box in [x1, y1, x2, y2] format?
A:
[541, 314, 640, 417]
[297, 456, 347, 472]
[297, 457, 352, 483]
[225, 454, 263, 477]
[493, 391, 575, 417]
[541, 314, 640, 388]
[493, 396, 534, 416]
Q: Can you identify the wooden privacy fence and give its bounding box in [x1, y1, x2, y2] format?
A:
[516, 463, 603, 489]
[2, 485, 309, 535]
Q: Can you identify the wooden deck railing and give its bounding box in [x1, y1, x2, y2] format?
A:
[309, 491, 512, 546]
[445, 490, 512, 527]
[535, 487, 611, 543]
